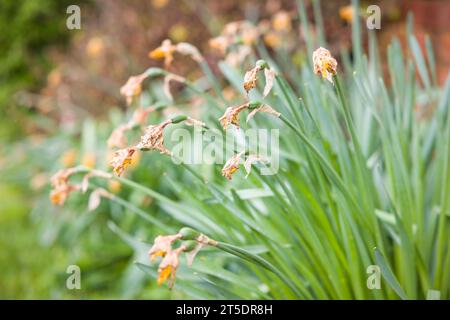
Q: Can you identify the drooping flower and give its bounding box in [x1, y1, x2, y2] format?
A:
[148, 233, 182, 261]
[157, 246, 185, 288]
[50, 184, 80, 206]
[221, 151, 244, 180]
[312, 47, 338, 84]
[218, 103, 249, 130]
[49, 167, 81, 205]
[149, 39, 176, 66]
[109, 147, 137, 176]
[120, 73, 149, 105]
[149, 39, 204, 66]
[243, 60, 276, 97]
[136, 119, 173, 155]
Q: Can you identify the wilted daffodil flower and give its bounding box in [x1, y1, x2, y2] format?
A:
[150, 228, 216, 288]
[221, 152, 268, 180]
[243, 60, 276, 97]
[109, 147, 137, 176]
[120, 73, 148, 105]
[149, 39, 203, 67]
[312, 47, 338, 84]
[219, 101, 280, 130]
[49, 167, 81, 205]
[149, 233, 183, 261]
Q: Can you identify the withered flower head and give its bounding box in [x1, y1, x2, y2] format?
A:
[157, 246, 185, 288]
[49, 167, 81, 206]
[218, 103, 249, 130]
[243, 154, 267, 178]
[149, 233, 182, 261]
[120, 73, 148, 105]
[109, 147, 137, 176]
[149, 39, 176, 66]
[243, 60, 275, 97]
[312, 47, 338, 84]
[221, 151, 244, 180]
[149, 39, 204, 66]
[50, 184, 80, 206]
[136, 119, 173, 155]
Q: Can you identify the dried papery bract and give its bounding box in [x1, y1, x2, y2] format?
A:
[185, 234, 214, 266]
[88, 188, 113, 211]
[109, 147, 137, 176]
[149, 233, 183, 261]
[221, 151, 245, 180]
[246, 104, 280, 123]
[312, 47, 338, 84]
[136, 119, 173, 155]
[218, 103, 249, 130]
[243, 155, 267, 178]
[120, 72, 149, 105]
[175, 42, 204, 63]
[184, 117, 206, 127]
[163, 73, 186, 102]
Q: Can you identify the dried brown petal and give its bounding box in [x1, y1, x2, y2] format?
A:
[246, 104, 281, 123]
[218, 104, 249, 130]
[312, 47, 338, 84]
[221, 151, 244, 180]
[109, 148, 136, 176]
[136, 120, 173, 155]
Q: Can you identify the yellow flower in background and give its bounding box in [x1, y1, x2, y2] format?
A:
[151, 0, 169, 9]
[60, 149, 77, 167]
[86, 36, 105, 58]
[339, 5, 354, 23]
[312, 47, 338, 84]
[169, 24, 188, 42]
[272, 11, 292, 32]
[81, 152, 96, 169]
[108, 180, 121, 194]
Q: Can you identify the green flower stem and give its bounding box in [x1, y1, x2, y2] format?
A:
[279, 114, 361, 213]
[215, 241, 301, 297]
